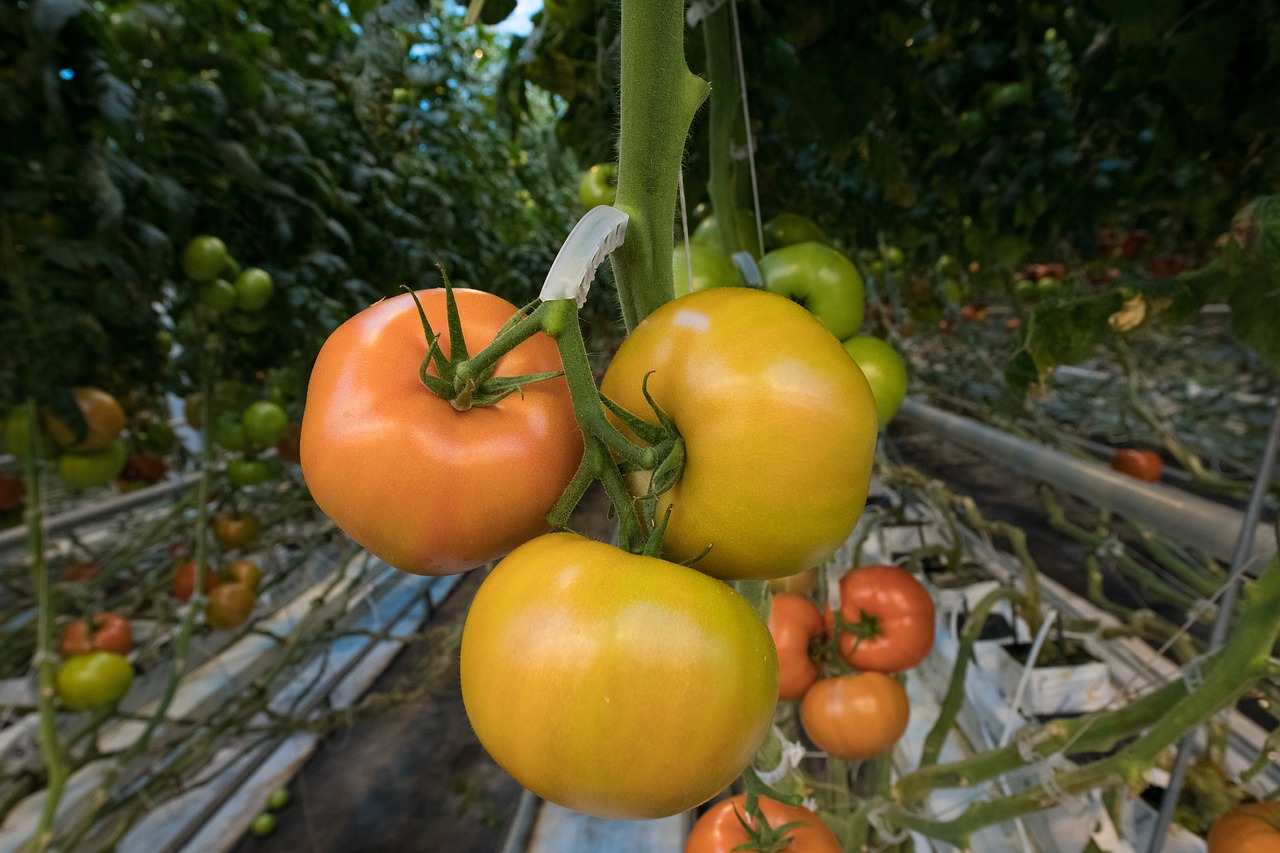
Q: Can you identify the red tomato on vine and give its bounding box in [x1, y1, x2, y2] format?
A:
[768, 593, 824, 701]
[1109, 448, 1162, 483]
[827, 564, 935, 673]
[685, 793, 841, 853]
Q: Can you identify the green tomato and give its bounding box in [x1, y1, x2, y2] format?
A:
[763, 213, 828, 251]
[213, 410, 248, 451]
[57, 651, 133, 710]
[842, 336, 908, 427]
[234, 268, 274, 312]
[759, 242, 865, 340]
[199, 279, 237, 312]
[4, 409, 44, 461]
[250, 813, 276, 836]
[883, 246, 906, 267]
[224, 311, 267, 334]
[241, 401, 288, 446]
[691, 211, 761, 259]
[226, 458, 273, 487]
[579, 163, 616, 208]
[58, 441, 128, 489]
[266, 788, 291, 810]
[183, 236, 230, 282]
[672, 244, 742, 296]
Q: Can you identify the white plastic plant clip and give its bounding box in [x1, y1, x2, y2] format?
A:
[732, 251, 763, 288]
[539, 205, 629, 308]
[756, 725, 807, 786]
[685, 0, 728, 27]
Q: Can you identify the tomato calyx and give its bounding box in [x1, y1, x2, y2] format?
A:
[406, 281, 563, 411]
[732, 768, 811, 853]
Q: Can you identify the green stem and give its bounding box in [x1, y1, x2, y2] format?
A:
[453, 300, 552, 384]
[611, 0, 711, 330]
[700, 3, 755, 258]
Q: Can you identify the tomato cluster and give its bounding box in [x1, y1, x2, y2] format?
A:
[766, 565, 935, 762]
[172, 557, 261, 629]
[55, 611, 134, 711]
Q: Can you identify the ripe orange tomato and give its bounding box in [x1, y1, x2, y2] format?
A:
[301, 289, 583, 575]
[460, 533, 778, 820]
[1207, 802, 1280, 852]
[1109, 448, 1163, 483]
[44, 387, 126, 452]
[684, 794, 841, 853]
[600, 288, 878, 581]
[801, 672, 910, 760]
[828, 564, 935, 673]
[768, 593, 824, 701]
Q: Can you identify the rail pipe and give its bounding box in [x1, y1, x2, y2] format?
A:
[896, 398, 1277, 574]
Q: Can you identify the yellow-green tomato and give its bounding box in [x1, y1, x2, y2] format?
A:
[56, 651, 133, 710]
[460, 533, 779, 820]
[601, 288, 878, 581]
[578, 163, 616, 208]
[842, 336, 908, 427]
[673, 243, 742, 296]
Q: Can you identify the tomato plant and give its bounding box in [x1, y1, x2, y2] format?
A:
[800, 671, 910, 760]
[759, 243, 865, 341]
[684, 793, 841, 853]
[44, 387, 126, 452]
[460, 533, 778, 820]
[301, 288, 582, 576]
[56, 651, 134, 711]
[579, 163, 617, 208]
[828, 565, 935, 673]
[57, 612, 133, 659]
[206, 583, 256, 629]
[600, 287, 878, 581]
[768, 593, 824, 701]
[172, 560, 217, 602]
[1109, 448, 1163, 483]
[841, 336, 908, 427]
[214, 511, 262, 550]
[226, 559, 262, 592]
[58, 441, 128, 490]
[1207, 802, 1280, 853]
[199, 279, 238, 312]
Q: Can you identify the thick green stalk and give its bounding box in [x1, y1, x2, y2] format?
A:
[700, 3, 754, 258]
[611, 0, 710, 330]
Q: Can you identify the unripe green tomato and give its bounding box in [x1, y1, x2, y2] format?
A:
[234, 268, 274, 312]
[842, 336, 908, 427]
[58, 441, 128, 489]
[241, 401, 288, 446]
[226, 458, 273, 487]
[213, 410, 248, 452]
[763, 212, 828, 251]
[266, 788, 291, 810]
[250, 813, 276, 836]
[692, 211, 761, 259]
[883, 246, 905, 267]
[579, 164, 616, 208]
[199, 279, 237, 312]
[56, 651, 133, 710]
[183, 236, 230, 282]
[759, 242, 865, 341]
[672, 243, 742, 296]
[224, 311, 267, 334]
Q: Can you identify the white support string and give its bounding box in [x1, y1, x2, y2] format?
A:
[676, 171, 695, 290]
[728, 0, 765, 258]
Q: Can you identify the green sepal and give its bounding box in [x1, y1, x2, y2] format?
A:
[600, 394, 669, 446]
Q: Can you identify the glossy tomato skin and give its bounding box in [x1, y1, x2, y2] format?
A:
[461, 533, 778, 820]
[829, 564, 935, 673]
[685, 794, 841, 853]
[769, 593, 824, 701]
[601, 288, 878, 581]
[759, 242, 864, 341]
[1207, 802, 1280, 853]
[58, 612, 133, 659]
[301, 289, 582, 576]
[800, 672, 910, 760]
[1109, 449, 1163, 483]
[579, 163, 616, 208]
[673, 243, 742, 296]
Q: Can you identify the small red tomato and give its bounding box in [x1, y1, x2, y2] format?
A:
[1109, 449, 1163, 483]
[768, 593, 825, 701]
[827, 564, 935, 673]
[58, 612, 133, 659]
[173, 560, 218, 602]
[1005, 316, 1022, 331]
